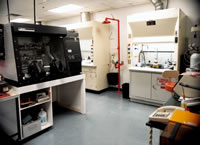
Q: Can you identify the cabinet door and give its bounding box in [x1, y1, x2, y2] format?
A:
[88, 72, 97, 89]
[85, 68, 97, 90]
[130, 71, 151, 99]
[151, 73, 171, 102]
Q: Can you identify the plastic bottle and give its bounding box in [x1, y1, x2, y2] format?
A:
[38, 108, 47, 126]
[181, 94, 187, 110]
[180, 87, 188, 110]
[181, 98, 187, 109]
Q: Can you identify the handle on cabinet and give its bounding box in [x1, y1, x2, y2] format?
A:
[152, 85, 156, 90]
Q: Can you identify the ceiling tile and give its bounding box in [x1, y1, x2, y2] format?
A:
[1, 0, 151, 22]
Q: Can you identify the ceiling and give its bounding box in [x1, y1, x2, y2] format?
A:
[0, 0, 151, 23]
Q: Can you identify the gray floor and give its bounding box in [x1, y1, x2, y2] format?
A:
[23, 90, 160, 145]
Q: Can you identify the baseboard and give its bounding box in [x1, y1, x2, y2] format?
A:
[86, 88, 109, 94]
[86, 87, 122, 94]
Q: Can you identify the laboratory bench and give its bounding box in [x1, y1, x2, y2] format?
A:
[0, 74, 86, 141]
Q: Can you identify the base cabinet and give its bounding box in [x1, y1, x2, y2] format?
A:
[83, 67, 98, 90]
[82, 66, 108, 91]
[130, 71, 171, 106]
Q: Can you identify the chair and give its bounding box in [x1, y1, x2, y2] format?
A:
[162, 70, 179, 93]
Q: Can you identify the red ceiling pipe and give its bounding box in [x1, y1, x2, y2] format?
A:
[102, 17, 123, 93]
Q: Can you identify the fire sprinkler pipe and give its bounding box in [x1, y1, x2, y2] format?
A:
[102, 17, 123, 93]
[33, 0, 36, 24]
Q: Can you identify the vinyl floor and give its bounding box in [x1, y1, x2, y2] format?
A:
[23, 90, 160, 145]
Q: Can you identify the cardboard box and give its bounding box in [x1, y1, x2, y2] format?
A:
[23, 119, 41, 138]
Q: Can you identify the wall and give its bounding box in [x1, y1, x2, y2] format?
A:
[0, 0, 9, 24]
[46, 0, 200, 86]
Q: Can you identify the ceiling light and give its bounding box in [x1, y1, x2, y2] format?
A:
[11, 18, 31, 23]
[48, 4, 82, 13]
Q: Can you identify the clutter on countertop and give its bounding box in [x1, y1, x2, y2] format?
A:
[0, 74, 9, 93]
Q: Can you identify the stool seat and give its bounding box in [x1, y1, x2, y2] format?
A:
[165, 82, 176, 92]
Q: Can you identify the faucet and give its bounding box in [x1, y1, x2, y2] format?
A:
[138, 44, 146, 66]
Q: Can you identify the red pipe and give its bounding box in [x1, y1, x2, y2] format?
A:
[104, 17, 122, 93]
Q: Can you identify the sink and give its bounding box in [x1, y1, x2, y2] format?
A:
[138, 63, 165, 69]
[140, 64, 152, 68]
[144, 66, 151, 68]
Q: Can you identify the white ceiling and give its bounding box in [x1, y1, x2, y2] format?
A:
[0, 0, 151, 22]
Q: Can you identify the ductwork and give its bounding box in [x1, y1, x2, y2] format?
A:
[151, 0, 164, 10]
[80, 12, 91, 22]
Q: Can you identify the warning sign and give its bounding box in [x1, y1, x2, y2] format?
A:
[157, 77, 168, 89]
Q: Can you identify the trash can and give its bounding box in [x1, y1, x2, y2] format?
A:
[107, 72, 118, 85]
[122, 83, 129, 99]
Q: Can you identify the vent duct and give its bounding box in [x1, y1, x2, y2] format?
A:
[7, 0, 10, 22]
[80, 12, 91, 22]
[151, 0, 164, 10]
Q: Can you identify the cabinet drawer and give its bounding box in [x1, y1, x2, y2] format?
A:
[23, 119, 41, 138]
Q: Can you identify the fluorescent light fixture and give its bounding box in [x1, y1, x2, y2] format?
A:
[48, 4, 82, 13]
[11, 18, 31, 23]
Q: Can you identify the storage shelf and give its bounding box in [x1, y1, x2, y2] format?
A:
[41, 122, 52, 130]
[1, 75, 86, 140]
[20, 99, 51, 111]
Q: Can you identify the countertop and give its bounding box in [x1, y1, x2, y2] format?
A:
[129, 67, 170, 73]
[0, 88, 19, 102]
[82, 62, 96, 67]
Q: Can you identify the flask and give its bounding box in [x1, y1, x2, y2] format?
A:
[38, 108, 47, 126]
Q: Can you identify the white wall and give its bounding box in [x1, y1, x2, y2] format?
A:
[46, 0, 200, 86]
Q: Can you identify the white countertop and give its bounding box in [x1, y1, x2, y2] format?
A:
[129, 67, 170, 73]
[82, 62, 96, 67]
[16, 74, 85, 94]
[0, 88, 19, 102]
